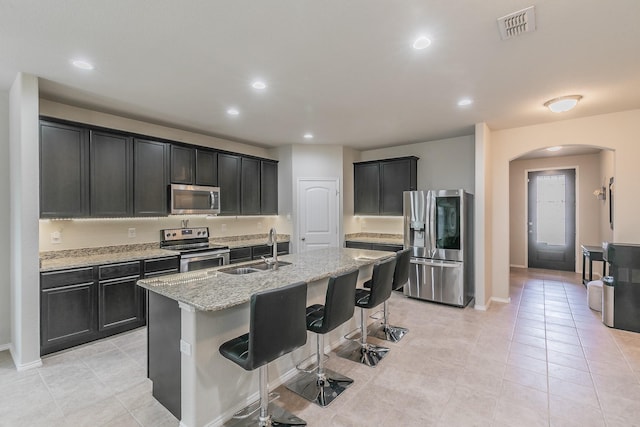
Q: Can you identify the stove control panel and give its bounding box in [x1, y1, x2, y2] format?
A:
[161, 227, 210, 242]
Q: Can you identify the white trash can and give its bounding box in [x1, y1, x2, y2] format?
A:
[587, 280, 603, 312]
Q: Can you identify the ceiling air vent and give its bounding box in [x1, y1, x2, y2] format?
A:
[497, 6, 536, 40]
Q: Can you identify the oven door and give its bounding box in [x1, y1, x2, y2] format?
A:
[180, 251, 230, 272]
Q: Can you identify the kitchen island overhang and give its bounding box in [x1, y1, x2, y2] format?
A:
[137, 247, 396, 427]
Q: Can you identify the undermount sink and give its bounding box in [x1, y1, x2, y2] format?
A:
[219, 261, 292, 275]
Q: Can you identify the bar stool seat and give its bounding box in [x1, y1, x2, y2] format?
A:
[365, 249, 411, 342]
[219, 281, 308, 427]
[338, 257, 396, 367]
[285, 268, 359, 407]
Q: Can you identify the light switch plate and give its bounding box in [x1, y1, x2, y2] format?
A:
[180, 340, 192, 356]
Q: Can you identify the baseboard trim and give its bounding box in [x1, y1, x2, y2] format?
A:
[9, 345, 42, 371]
[0, 343, 10, 352]
[491, 296, 511, 304]
[474, 299, 491, 311]
[510, 264, 527, 269]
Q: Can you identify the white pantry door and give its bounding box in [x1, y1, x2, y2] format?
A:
[298, 179, 339, 252]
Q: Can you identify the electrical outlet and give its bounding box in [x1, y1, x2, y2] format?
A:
[128, 228, 136, 238]
[221, 224, 227, 232]
[257, 222, 262, 230]
[51, 231, 61, 244]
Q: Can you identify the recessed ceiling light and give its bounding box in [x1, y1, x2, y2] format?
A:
[303, 133, 313, 139]
[544, 95, 582, 113]
[412, 36, 432, 50]
[458, 98, 473, 107]
[252, 81, 267, 90]
[546, 146, 562, 152]
[226, 108, 239, 116]
[71, 59, 94, 70]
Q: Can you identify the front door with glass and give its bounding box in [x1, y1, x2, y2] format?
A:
[527, 169, 576, 271]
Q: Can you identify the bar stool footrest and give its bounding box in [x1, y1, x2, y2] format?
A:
[295, 353, 329, 373]
[225, 403, 306, 426]
[231, 392, 280, 419]
[343, 327, 362, 342]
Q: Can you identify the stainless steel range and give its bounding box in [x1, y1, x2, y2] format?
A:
[160, 227, 230, 272]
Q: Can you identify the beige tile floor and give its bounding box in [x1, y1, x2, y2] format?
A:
[2, 268, 640, 426]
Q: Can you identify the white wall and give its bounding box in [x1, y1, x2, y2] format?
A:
[0, 90, 10, 348]
[487, 109, 640, 302]
[39, 216, 280, 251]
[9, 73, 41, 368]
[509, 153, 604, 272]
[360, 135, 475, 192]
[475, 123, 492, 309]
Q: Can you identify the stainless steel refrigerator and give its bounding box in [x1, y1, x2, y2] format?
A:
[403, 190, 474, 307]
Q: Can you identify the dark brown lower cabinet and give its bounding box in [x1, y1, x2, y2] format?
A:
[345, 241, 403, 252]
[229, 242, 290, 264]
[40, 256, 179, 356]
[98, 276, 144, 332]
[41, 281, 97, 355]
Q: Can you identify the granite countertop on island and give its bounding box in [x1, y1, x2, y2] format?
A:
[137, 247, 395, 312]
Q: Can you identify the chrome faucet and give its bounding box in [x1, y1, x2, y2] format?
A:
[265, 227, 278, 268]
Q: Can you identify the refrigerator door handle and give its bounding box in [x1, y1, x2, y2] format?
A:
[410, 258, 460, 268]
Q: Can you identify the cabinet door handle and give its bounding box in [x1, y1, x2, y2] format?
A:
[301, 237, 306, 241]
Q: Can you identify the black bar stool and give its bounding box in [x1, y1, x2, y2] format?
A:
[339, 257, 396, 367]
[219, 282, 308, 427]
[285, 268, 359, 407]
[369, 249, 411, 342]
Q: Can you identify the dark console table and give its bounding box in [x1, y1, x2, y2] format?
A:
[581, 244, 606, 286]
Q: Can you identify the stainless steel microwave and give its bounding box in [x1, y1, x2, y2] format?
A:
[170, 184, 220, 215]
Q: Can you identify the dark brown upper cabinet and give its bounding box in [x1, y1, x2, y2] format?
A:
[218, 153, 241, 215]
[134, 138, 169, 216]
[353, 156, 418, 216]
[40, 121, 90, 218]
[195, 149, 218, 186]
[241, 157, 261, 215]
[260, 160, 278, 215]
[90, 130, 133, 217]
[170, 145, 195, 184]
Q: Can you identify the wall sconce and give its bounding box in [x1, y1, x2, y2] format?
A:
[593, 187, 606, 200]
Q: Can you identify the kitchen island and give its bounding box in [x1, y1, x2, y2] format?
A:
[137, 247, 395, 427]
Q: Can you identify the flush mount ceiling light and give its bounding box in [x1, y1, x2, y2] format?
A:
[226, 108, 239, 116]
[303, 133, 313, 139]
[412, 36, 432, 50]
[546, 146, 562, 152]
[544, 95, 582, 113]
[71, 59, 94, 70]
[251, 81, 267, 90]
[457, 98, 473, 107]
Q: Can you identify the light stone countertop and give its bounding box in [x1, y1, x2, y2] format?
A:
[40, 248, 181, 272]
[137, 247, 395, 312]
[217, 237, 289, 249]
[39, 235, 291, 272]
